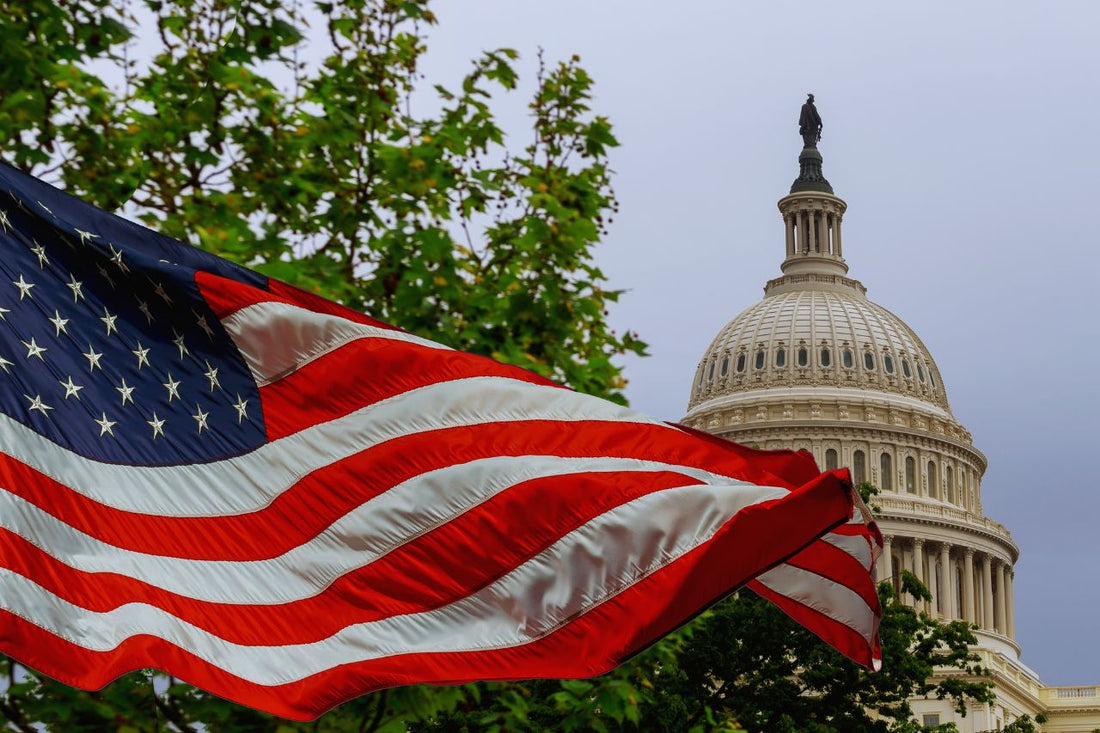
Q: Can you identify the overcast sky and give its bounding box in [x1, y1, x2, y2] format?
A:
[414, 1, 1099, 686]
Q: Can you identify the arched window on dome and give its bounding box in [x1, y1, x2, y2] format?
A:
[754, 350, 765, 370]
[863, 351, 875, 371]
[902, 358, 912, 378]
[775, 348, 786, 368]
[820, 347, 831, 367]
[825, 449, 838, 471]
[736, 352, 746, 373]
[917, 363, 926, 383]
[880, 453, 893, 490]
[707, 360, 715, 381]
[927, 460, 938, 499]
[961, 471, 969, 509]
[928, 370, 936, 388]
[905, 457, 916, 494]
[842, 348, 854, 368]
[720, 355, 729, 377]
[853, 450, 866, 484]
[946, 466, 955, 504]
[797, 347, 809, 367]
[884, 354, 895, 374]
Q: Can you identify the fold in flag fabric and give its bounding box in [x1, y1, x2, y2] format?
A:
[0, 162, 882, 721]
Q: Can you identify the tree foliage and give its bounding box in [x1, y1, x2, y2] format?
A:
[1, 2, 997, 731]
[0, 0, 643, 402]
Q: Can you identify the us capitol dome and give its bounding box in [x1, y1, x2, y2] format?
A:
[679, 112, 1100, 732]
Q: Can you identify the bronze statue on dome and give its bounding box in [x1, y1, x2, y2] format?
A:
[799, 93, 823, 148]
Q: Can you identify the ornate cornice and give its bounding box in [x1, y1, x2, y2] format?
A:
[874, 508, 1018, 563]
[764, 271, 866, 297]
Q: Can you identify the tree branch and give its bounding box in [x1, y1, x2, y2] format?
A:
[359, 689, 388, 733]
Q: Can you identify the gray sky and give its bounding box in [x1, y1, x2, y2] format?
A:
[418, 1, 1100, 685]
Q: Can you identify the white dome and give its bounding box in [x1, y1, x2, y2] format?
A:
[679, 141, 1033, 697]
[687, 286, 951, 414]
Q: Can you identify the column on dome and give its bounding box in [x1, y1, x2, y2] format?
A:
[962, 548, 976, 623]
[818, 211, 826, 253]
[808, 207, 818, 253]
[990, 554, 998, 629]
[912, 538, 926, 612]
[996, 562, 1008, 635]
[1006, 569, 1016, 638]
[881, 535, 894, 585]
[833, 211, 843, 257]
[938, 543, 954, 620]
[785, 213, 795, 257]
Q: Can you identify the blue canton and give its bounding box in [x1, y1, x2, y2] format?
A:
[0, 164, 268, 465]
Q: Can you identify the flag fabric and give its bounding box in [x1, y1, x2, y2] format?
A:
[0, 162, 882, 721]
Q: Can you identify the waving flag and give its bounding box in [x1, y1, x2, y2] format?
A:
[0, 162, 881, 720]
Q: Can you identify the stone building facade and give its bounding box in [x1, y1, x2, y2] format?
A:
[679, 143, 1100, 732]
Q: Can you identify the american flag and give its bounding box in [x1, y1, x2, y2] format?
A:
[0, 162, 881, 720]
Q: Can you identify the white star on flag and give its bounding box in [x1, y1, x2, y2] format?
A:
[59, 376, 83, 400]
[94, 412, 117, 437]
[192, 404, 210, 433]
[82, 344, 103, 371]
[100, 308, 119, 337]
[203, 361, 220, 391]
[233, 394, 248, 424]
[131, 342, 151, 369]
[49, 310, 69, 336]
[147, 411, 166, 439]
[30, 240, 48, 267]
[22, 337, 47, 360]
[162, 374, 181, 402]
[13, 274, 34, 300]
[66, 275, 85, 302]
[25, 393, 53, 416]
[115, 378, 135, 406]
